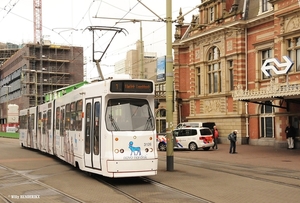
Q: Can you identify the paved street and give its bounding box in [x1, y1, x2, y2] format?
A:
[1, 137, 300, 203]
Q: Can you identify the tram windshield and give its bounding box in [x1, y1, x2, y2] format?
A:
[106, 98, 155, 131]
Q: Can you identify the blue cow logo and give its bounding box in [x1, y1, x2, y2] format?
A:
[129, 141, 141, 156]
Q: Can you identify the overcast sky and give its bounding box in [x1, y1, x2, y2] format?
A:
[0, 0, 200, 79]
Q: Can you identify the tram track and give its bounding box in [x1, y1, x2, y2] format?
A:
[1, 138, 299, 203]
[0, 164, 85, 203]
[162, 155, 300, 189]
[94, 175, 213, 203]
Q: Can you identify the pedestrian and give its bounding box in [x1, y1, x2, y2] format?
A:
[285, 123, 295, 149]
[212, 125, 219, 150]
[228, 130, 238, 154]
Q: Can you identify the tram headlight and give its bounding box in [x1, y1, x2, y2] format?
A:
[120, 149, 124, 153]
[115, 149, 119, 153]
[145, 148, 153, 153]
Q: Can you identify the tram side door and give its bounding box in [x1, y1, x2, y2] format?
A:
[84, 97, 102, 170]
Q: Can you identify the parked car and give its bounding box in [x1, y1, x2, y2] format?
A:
[157, 127, 214, 151]
[176, 122, 216, 131]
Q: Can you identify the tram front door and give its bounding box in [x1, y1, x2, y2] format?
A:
[84, 97, 102, 170]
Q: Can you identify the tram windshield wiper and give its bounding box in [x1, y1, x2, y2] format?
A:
[108, 114, 120, 131]
[144, 116, 154, 130]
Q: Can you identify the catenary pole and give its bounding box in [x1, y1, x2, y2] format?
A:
[166, 0, 174, 171]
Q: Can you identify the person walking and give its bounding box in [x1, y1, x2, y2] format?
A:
[212, 125, 219, 150]
[285, 123, 295, 149]
[228, 130, 238, 154]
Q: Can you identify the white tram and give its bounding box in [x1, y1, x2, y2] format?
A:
[19, 76, 158, 178]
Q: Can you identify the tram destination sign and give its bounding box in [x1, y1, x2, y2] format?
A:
[110, 80, 153, 93]
[261, 56, 294, 77]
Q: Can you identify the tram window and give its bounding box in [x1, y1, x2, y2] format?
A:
[21, 115, 24, 129]
[38, 112, 42, 130]
[30, 113, 34, 130]
[47, 110, 51, 130]
[60, 109, 65, 136]
[42, 113, 46, 134]
[94, 102, 100, 155]
[71, 102, 76, 130]
[22, 116, 27, 128]
[76, 100, 83, 131]
[56, 107, 60, 130]
[106, 98, 154, 131]
[23, 115, 27, 129]
[19, 116, 23, 128]
[22, 115, 28, 129]
[27, 115, 30, 131]
[85, 103, 91, 154]
[66, 104, 70, 130]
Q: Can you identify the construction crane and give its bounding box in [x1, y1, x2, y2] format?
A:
[33, 0, 42, 43]
[33, 0, 43, 105]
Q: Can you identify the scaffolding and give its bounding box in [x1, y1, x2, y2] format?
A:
[21, 44, 74, 106]
[0, 48, 19, 68]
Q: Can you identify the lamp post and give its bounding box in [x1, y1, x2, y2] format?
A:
[165, 0, 174, 171]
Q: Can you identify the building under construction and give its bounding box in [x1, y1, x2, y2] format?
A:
[0, 42, 84, 125]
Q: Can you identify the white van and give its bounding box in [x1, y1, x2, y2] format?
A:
[177, 122, 215, 130]
[157, 127, 214, 151]
[177, 122, 201, 128]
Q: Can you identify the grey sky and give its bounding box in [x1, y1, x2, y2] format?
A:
[0, 0, 200, 78]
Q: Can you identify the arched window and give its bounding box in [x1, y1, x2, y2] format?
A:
[207, 46, 221, 93]
[260, 101, 274, 138]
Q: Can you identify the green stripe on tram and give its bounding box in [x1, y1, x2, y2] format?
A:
[44, 81, 89, 102]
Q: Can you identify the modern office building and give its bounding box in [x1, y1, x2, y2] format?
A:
[115, 40, 157, 80]
[0, 42, 84, 126]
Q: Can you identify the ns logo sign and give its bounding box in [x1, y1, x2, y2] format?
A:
[261, 56, 294, 77]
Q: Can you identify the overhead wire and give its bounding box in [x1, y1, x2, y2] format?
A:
[0, 0, 20, 23]
[0, 1, 201, 78]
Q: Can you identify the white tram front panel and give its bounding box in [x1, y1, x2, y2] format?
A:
[103, 97, 157, 177]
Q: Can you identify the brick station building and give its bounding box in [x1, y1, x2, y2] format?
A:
[171, 0, 300, 148]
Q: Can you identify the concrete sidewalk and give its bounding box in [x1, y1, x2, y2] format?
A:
[154, 144, 300, 203]
[158, 144, 300, 171]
